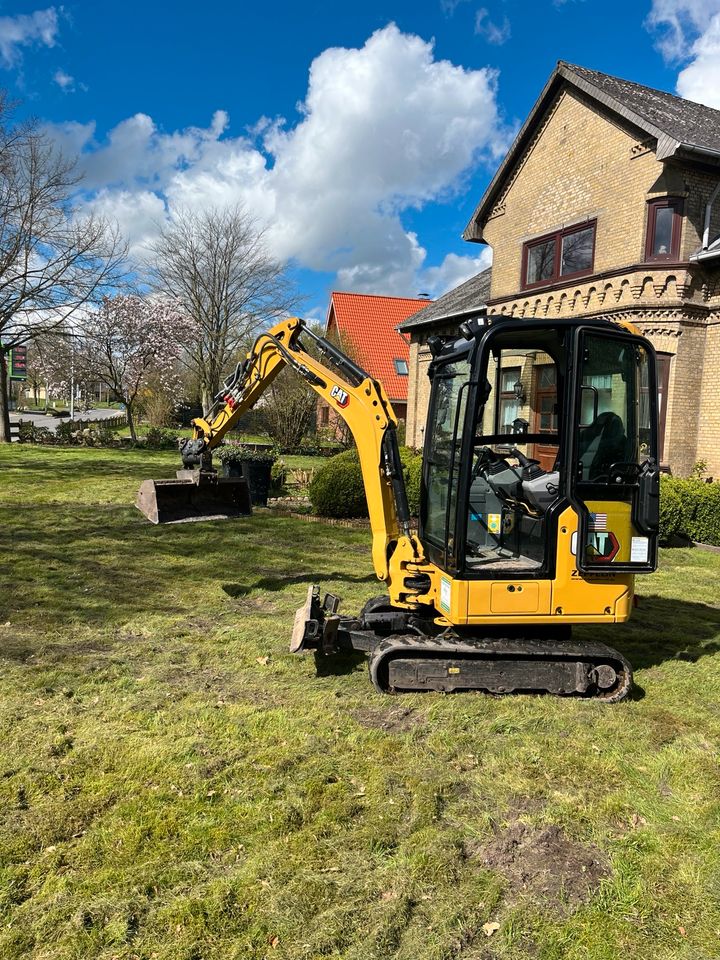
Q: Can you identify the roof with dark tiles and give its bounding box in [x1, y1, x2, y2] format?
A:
[464, 61, 720, 243]
[398, 267, 491, 331]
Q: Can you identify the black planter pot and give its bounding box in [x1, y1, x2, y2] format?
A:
[222, 459, 273, 506]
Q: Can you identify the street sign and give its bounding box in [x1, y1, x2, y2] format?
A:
[9, 346, 27, 381]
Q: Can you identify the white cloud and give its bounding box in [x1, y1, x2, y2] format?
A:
[646, 0, 720, 60]
[53, 68, 74, 91]
[0, 6, 60, 68]
[422, 247, 493, 297]
[50, 24, 508, 295]
[676, 13, 720, 108]
[475, 8, 511, 45]
[647, 1, 720, 108]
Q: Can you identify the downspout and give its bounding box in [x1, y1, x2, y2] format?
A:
[702, 180, 720, 249]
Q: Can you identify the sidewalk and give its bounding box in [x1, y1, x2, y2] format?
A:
[9, 408, 125, 439]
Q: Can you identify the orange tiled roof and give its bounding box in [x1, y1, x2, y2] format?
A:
[326, 292, 433, 402]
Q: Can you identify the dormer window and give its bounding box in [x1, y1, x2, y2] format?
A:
[521, 221, 596, 289]
[394, 358, 409, 375]
[645, 197, 682, 261]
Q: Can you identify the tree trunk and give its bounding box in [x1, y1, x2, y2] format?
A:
[201, 384, 214, 417]
[0, 349, 11, 443]
[126, 402, 137, 441]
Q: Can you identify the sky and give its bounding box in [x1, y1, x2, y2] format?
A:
[1, 0, 719, 322]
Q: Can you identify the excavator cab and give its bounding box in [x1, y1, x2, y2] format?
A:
[421, 317, 659, 582]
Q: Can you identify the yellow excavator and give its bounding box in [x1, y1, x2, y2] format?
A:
[137, 312, 660, 701]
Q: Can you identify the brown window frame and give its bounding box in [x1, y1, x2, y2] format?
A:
[497, 365, 521, 433]
[521, 220, 597, 290]
[655, 352, 671, 461]
[645, 197, 683, 262]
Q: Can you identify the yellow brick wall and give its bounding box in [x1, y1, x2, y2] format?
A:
[483, 89, 666, 298]
[697, 315, 720, 477]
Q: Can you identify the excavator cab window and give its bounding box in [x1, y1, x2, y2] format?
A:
[462, 327, 566, 576]
[422, 348, 473, 568]
[571, 328, 659, 572]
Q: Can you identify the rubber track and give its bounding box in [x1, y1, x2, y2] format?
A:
[368, 634, 633, 702]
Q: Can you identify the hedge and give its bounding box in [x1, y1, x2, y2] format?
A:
[309, 446, 422, 519]
[310, 453, 720, 545]
[659, 474, 720, 546]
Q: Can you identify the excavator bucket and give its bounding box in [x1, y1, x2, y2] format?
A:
[136, 472, 252, 524]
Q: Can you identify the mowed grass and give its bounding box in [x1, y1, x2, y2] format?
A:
[0, 445, 719, 960]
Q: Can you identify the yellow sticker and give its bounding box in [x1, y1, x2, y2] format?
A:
[488, 513, 501, 534]
[448, 667, 461, 675]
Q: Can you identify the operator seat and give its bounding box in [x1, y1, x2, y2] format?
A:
[578, 412, 627, 481]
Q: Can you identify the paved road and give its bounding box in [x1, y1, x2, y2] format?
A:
[9, 407, 125, 437]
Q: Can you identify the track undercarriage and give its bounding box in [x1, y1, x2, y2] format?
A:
[291, 586, 633, 703]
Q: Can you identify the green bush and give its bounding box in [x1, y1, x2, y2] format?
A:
[682, 479, 720, 545]
[399, 446, 423, 516]
[310, 449, 367, 518]
[270, 458, 287, 494]
[143, 427, 180, 450]
[310, 445, 423, 519]
[659, 475, 720, 546]
[659, 474, 684, 541]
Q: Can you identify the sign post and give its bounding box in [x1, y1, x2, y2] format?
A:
[9, 347, 27, 381]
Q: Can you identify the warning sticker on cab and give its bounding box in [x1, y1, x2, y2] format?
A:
[440, 577, 451, 613]
[630, 536, 649, 563]
[488, 514, 501, 534]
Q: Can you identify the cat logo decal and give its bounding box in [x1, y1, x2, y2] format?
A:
[330, 385, 349, 408]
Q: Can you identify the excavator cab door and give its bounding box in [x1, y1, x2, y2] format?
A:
[569, 327, 659, 573]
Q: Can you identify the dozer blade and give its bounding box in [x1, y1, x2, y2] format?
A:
[136, 474, 252, 524]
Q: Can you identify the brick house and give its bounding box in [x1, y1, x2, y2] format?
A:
[317, 291, 431, 430]
[400, 62, 720, 478]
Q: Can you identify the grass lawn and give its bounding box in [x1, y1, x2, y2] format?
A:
[0, 445, 719, 960]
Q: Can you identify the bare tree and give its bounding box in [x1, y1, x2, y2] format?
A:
[0, 96, 127, 441]
[148, 206, 299, 415]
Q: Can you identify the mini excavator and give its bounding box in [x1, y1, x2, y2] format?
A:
[137, 313, 660, 701]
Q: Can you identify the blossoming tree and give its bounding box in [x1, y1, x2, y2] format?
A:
[80, 296, 193, 440]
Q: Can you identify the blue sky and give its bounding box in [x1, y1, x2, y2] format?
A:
[1, 0, 718, 320]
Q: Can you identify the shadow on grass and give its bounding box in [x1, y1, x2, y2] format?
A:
[314, 649, 367, 677]
[583, 594, 720, 671]
[223, 571, 377, 596]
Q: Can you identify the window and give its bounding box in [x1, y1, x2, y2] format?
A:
[498, 367, 521, 432]
[655, 353, 672, 461]
[522, 221, 596, 289]
[394, 358, 409, 376]
[645, 198, 682, 261]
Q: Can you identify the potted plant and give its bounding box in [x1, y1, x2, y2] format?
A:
[217, 441, 277, 506]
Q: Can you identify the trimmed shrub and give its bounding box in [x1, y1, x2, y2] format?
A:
[682, 479, 720, 545]
[310, 449, 368, 518]
[310, 446, 423, 519]
[659, 475, 720, 546]
[399, 446, 423, 517]
[659, 474, 684, 542]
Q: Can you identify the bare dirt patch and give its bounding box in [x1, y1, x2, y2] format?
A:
[467, 822, 608, 909]
[351, 704, 423, 733]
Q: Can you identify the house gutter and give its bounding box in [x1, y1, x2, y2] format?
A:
[702, 180, 720, 250]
